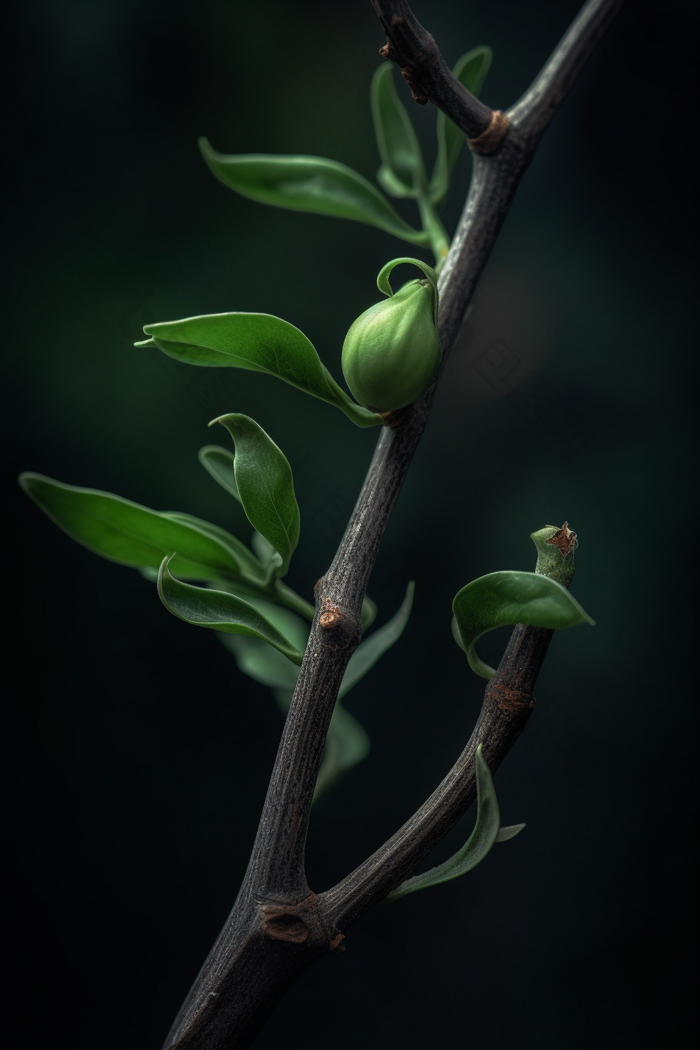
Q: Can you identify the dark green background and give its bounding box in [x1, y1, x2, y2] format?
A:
[6, 1, 696, 1047]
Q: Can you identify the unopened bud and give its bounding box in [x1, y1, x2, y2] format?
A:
[341, 258, 440, 413]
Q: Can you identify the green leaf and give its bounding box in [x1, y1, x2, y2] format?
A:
[220, 599, 308, 689]
[371, 63, 426, 199]
[361, 594, 378, 632]
[314, 702, 370, 800]
[340, 582, 415, 699]
[158, 557, 304, 663]
[199, 138, 429, 245]
[138, 312, 382, 428]
[20, 472, 244, 583]
[211, 414, 300, 577]
[452, 570, 595, 680]
[162, 511, 265, 581]
[385, 745, 521, 901]
[430, 46, 493, 206]
[198, 445, 240, 501]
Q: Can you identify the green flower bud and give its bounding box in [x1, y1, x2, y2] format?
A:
[341, 257, 440, 413]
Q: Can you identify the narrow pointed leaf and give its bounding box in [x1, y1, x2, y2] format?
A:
[198, 445, 241, 501]
[212, 414, 299, 576]
[386, 745, 513, 901]
[199, 139, 428, 244]
[139, 312, 382, 428]
[158, 558, 303, 663]
[20, 472, 243, 582]
[340, 582, 415, 699]
[496, 824, 526, 842]
[371, 63, 426, 198]
[430, 46, 493, 206]
[453, 570, 594, 680]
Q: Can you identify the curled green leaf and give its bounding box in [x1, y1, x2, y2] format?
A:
[376, 257, 439, 303]
[430, 46, 493, 207]
[371, 63, 426, 199]
[19, 472, 248, 583]
[137, 312, 381, 428]
[158, 557, 303, 664]
[386, 745, 522, 902]
[199, 139, 429, 245]
[452, 570, 595, 680]
[211, 414, 299, 577]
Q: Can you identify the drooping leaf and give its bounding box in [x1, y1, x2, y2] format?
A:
[385, 745, 523, 901]
[158, 557, 303, 663]
[340, 582, 415, 699]
[211, 414, 299, 577]
[198, 445, 240, 501]
[137, 312, 381, 428]
[452, 570, 594, 680]
[199, 139, 429, 245]
[20, 472, 246, 583]
[371, 63, 426, 199]
[430, 46, 493, 206]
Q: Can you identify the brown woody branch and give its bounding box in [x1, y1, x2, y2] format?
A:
[163, 1, 623, 1046]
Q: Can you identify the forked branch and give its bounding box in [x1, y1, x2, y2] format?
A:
[164, 2, 623, 1046]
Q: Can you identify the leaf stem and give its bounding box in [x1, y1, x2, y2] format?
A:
[272, 581, 315, 621]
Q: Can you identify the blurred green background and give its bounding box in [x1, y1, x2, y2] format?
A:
[6, 1, 696, 1047]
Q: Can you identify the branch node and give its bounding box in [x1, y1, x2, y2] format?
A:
[468, 110, 510, 155]
[319, 601, 344, 630]
[401, 66, 429, 105]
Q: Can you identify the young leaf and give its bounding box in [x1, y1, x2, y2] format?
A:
[198, 445, 240, 501]
[453, 570, 594, 680]
[340, 581, 415, 699]
[158, 558, 304, 664]
[211, 415, 300, 577]
[385, 745, 522, 902]
[137, 312, 382, 428]
[430, 46, 493, 207]
[199, 139, 429, 245]
[371, 63, 426, 199]
[20, 472, 245, 583]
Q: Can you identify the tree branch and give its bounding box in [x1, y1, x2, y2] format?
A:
[163, 2, 623, 1046]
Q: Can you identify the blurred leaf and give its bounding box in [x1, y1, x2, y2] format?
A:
[138, 312, 382, 428]
[221, 599, 308, 690]
[198, 445, 240, 501]
[430, 46, 492, 206]
[371, 63, 426, 198]
[452, 570, 594, 680]
[199, 139, 428, 244]
[20, 472, 246, 583]
[158, 557, 304, 663]
[212, 415, 299, 576]
[361, 594, 378, 632]
[340, 582, 415, 699]
[314, 702, 370, 800]
[386, 745, 521, 901]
